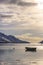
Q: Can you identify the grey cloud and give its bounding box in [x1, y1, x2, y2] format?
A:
[18, 2, 37, 6]
[9, 0, 18, 4]
[0, 21, 43, 37]
[9, 0, 37, 6]
[0, 0, 37, 6]
[0, 0, 10, 3]
[0, 14, 13, 18]
[0, 21, 21, 27]
[0, 29, 43, 38]
[26, 30, 43, 37]
[0, 0, 19, 4]
[0, 29, 29, 35]
[10, 0, 37, 6]
[0, 0, 5, 3]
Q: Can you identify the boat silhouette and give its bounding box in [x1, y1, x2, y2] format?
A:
[25, 47, 36, 52]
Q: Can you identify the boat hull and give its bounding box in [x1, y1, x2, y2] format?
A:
[25, 47, 36, 52]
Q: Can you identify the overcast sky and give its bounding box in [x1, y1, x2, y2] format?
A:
[0, 0, 43, 39]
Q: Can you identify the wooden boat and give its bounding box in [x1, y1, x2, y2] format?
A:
[25, 47, 36, 52]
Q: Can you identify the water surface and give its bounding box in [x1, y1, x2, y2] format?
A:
[0, 43, 43, 65]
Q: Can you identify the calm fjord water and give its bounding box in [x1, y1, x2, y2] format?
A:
[0, 43, 43, 65]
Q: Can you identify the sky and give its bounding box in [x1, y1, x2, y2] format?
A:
[0, 0, 43, 42]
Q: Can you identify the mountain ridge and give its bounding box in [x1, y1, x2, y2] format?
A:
[0, 32, 30, 43]
[39, 41, 43, 44]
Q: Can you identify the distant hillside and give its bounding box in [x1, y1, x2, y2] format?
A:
[0, 32, 30, 43]
[39, 41, 43, 44]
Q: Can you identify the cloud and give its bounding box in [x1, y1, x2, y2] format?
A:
[16, 33, 43, 43]
[18, 2, 37, 6]
[0, 0, 10, 3]
[0, 0, 5, 3]
[0, 3, 43, 38]
[0, 0, 18, 4]
[0, 0, 37, 7]
[0, 15, 43, 37]
[9, 0, 37, 6]
[9, 0, 18, 4]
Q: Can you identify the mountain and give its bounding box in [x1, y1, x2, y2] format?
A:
[0, 32, 9, 43]
[39, 41, 43, 44]
[0, 32, 30, 43]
